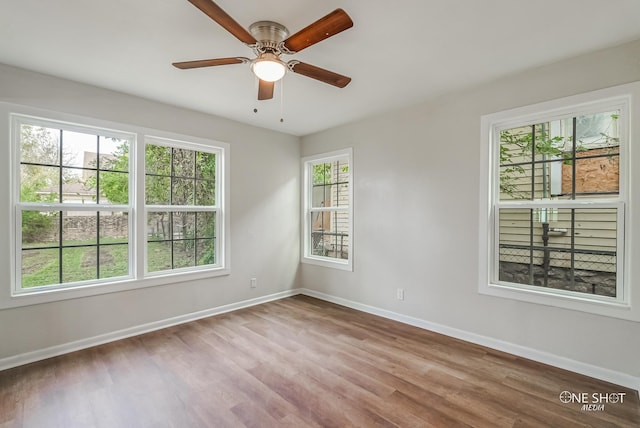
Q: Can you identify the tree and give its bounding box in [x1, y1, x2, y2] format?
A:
[19, 125, 61, 242]
[499, 113, 619, 198]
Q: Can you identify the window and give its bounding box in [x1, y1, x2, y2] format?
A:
[302, 149, 353, 270]
[479, 83, 636, 319]
[15, 116, 133, 291]
[6, 107, 228, 307]
[145, 138, 222, 274]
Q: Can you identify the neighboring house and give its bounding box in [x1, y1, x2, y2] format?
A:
[498, 113, 619, 296]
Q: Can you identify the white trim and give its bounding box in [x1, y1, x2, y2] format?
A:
[478, 82, 639, 321]
[2, 287, 638, 394]
[298, 288, 640, 394]
[301, 147, 353, 271]
[0, 101, 231, 309]
[0, 289, 298, 372]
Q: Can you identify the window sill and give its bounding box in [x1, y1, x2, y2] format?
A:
[1, 267, 230, 309]
[302, 256, 353, 271]
[479, 281, 639, 322]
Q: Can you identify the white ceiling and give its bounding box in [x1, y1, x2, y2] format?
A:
[1, 1, 640, 136]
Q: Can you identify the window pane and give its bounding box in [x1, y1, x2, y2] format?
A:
[21, 248, 59, 288]
[62, 168, 96, 204]
[145, 144, 171, 175]
[500, 112, 620, 202]
[147, 212, 171, 241]
[98, 171, 129, 204]
[575, 111, 619, 146]
[195, 152, 216, 180]
[171, 178, 195, 205]
[20, 165, 59, 202]
[172, 148, 195, 178]
[572, 154, 619, 196]
[499, 126, 567, 201]
[61, 130, 97, 169]
[99, 243, 129, 279]
[148, 241, 172, 273]
[99, 212, 128, 244]
[146, 176, 170, 204]
[62, 246, 97, 283]
[173, 240, 195, 268]
[22, 210, 59, 248]
[196, 212, 216, 239]
[311, 158, 349, 208]
[309, 211, 349, 260]
[172, 212, 195, 240]
[195, 179, 216, 205]
[499, 164, 533, 200]
[498, 207, 617, 297]
[63, 212, 97, 246]
[196, 239, 216, 266]
[20, 125, 60, 165]
[99, 137, 129, 172]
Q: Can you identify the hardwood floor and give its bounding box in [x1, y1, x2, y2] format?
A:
[1, 295, 638, 427]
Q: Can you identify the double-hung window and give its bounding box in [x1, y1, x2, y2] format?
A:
[5, 105, 228, 308]
[15, 115, 133, 290]
[302, 148, 353, 270]
[479, 83, 636, 319]
[145, 137, 222, 274]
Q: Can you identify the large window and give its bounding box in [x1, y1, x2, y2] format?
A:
[15, 116, 133, 291]
[7, 109, 228, 306]
[479, 84, 634, 318]
[302, 149, 353, 270]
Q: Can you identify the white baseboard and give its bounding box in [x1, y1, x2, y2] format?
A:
[0, 289, 299, 372]
[298, 288, 640, 394]
[2, 287, 638, 394]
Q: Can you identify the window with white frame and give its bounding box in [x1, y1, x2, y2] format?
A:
[479, 84, 632, 316]
[9, 110, 228, 304]
[145, 137, 222, 274]
[15, 115, 133, 291]
[302, 149, 353, 270]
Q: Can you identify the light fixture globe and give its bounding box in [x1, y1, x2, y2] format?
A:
[251, 52, 286, 82]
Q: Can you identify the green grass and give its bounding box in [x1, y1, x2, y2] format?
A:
[21, 241, 129, 288]
[21, 239, 216, 288]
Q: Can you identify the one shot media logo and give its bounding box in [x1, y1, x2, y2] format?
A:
[559, 391, 627, 412]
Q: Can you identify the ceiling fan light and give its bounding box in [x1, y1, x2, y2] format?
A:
[252, 54, 286, 82]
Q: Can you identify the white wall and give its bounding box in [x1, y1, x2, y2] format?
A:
[0, 64, 301, 361]
[301, 40, 640, 384]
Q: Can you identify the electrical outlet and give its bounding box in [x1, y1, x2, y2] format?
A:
[396, 288, 404, 300]
[250, 277, 257, 288]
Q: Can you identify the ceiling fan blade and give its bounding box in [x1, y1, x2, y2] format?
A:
[282, 9, 353, 53]
[257, 79, 275, 100]
[172, 57, 247, 69]
[290, 62, 351, 88]
[187, 0, 257, 44]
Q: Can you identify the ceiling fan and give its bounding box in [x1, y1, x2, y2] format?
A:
[173, 0, 353, 100]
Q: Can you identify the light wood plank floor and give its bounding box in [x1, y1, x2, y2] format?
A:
[1, 295, 638, 427]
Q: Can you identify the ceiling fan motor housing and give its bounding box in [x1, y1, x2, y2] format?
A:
[249, 21, 289, 53]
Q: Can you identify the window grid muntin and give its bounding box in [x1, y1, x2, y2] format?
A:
[493, 103, 625, 302]
[17, 206, 131, 290]
[146, 209, 218, 272]
[303, 150, 352, 268]
[144, 138, 221, 274]
[14, 116, 134, 292]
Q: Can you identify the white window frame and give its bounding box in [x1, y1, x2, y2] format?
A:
[302, 148, 353, 271]
[1, 103, 229, 309]
[12, 114, 135, 295]
[478, 83, 638, 321]
[143, 136, 224, 276]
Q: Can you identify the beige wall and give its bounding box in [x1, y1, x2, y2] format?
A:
[301, 40, 640, 381]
